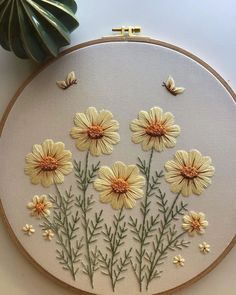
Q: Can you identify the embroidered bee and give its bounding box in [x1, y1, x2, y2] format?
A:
[162, 75, 185, 96]
[56, 71, 77, 90]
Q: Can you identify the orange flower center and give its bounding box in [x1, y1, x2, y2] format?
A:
[146, 122, 166, 137]
[111, 178, 129, 194]
[39, 156, 59, 171]
[191, 219, 201, 230]
[181, 166, 198, 179]
[35, 202, 46, 214]
[87, 125, 104, 139]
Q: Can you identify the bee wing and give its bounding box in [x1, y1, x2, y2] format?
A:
[56, 80, 67, 89]
[173, 87, 185, 95]
[166, 75, 175, 90]
[66, 71, 76, 85]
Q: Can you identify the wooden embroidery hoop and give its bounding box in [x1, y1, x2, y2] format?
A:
[0, 36, 235, 295]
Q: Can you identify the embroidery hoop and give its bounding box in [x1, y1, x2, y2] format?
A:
[0, 36, 235, 295]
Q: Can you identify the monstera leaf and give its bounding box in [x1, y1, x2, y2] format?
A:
[0, 0, 79, 62]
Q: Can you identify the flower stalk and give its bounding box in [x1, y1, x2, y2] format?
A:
[40, 185, 83, 280]
[99, 207, 132, 291]
[75, 151, 103, 288]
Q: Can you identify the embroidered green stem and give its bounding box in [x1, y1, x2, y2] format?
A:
[128, 148, 163, 291]
[147, 231, 186, 287]
[137, 148, 153, 291]
[83, 152, 94, 287]
[145, 191, 189, 289]
[41, 186, 82, 280]
[99, 207, 132, 291]
[129, 148, 164, 291]
[74, 151, 103, 288]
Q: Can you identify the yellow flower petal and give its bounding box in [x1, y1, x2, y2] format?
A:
[131, 107, 180, 152]
[74, 112, 91, 128]
[24, 139, 72, 187]
[27, 195, 52, 218]
[86, 107, 99, 125]
[71, 107, 120, 156]
[149, 107, 163, 122]
[94, 162, 145, 210]
[112, 161, 127, 179]
[182, 211, 208, 236]
[97, 110, 113, 126]
[165, 150, 215, 196]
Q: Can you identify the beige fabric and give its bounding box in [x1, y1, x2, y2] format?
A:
[0, 41, 235, 295]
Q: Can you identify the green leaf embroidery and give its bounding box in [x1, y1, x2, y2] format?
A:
[145, 190, 189, 289]
[99, 207, 132, 291]
[129, 148, 164, 291]
[40, 185, 83, 280]
[74, 151, 103, 288]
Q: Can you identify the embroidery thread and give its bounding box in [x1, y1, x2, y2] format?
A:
[99, 207, 132, 291]
[173, 254, 185, 267]
[40, 185, 83, 280]
[43, 229, 55, 241]
[94, 161, 145, 209]
[70, 107, 120, 156]
[130, 107, 180, 152]
[27, 195, 52, 218]
[74, 153, 103, 288]
[24, 139, 73, 187]
[199, 242, 210, 254]
[129, 107, 185, 291]
[22, 106, 214, 291]
[22, 224, 35, 236]
[165, 150, 215, 197]
[163, 76, 185, 96]
[57, 71, 77, 90]
[182, 211, 209, 235]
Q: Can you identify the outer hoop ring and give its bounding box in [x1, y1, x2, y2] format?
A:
[0, 36, 235, 295]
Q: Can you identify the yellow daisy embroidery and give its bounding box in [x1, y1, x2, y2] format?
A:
[22, 224, 35, 236]
[130, 107, 180, 152]
[182, 211, 208, 236]
[43, 229, 55, 241]
[24, 139, 73, 187]
[70, 107, 120, 156]
[94, 161, 145, 209]
[165, 149, 215, 197]
[173, 254, 185, 267]
[27, 195, 52, 218]
[199, 242, 210, 254]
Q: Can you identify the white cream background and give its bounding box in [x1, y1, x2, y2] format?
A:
[0, 1, 235, 295]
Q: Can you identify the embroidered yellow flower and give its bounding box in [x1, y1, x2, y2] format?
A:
[94, 161, 145, 209]
[173, 254, 185, 267]
[22, 224, 35, 236]
[24, 139, 73, 187]
[182, 211, 208, 236]
[165, 150, 215, 197]
[130, 107, 180, 152]
[43, 229, 55, 241]
[70, 107, 120, 156]
[27, 195, 52, 218]
[199, 242, 210, 254]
